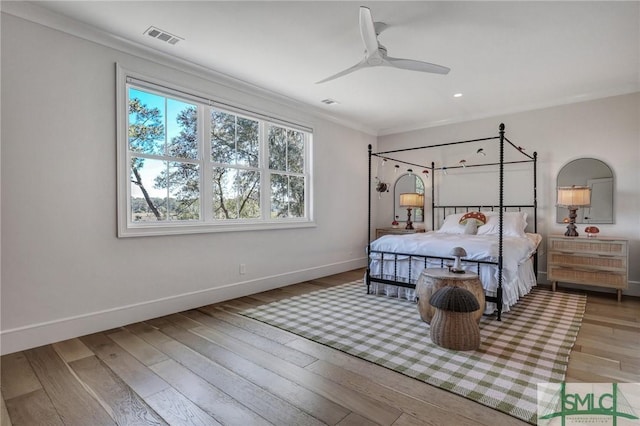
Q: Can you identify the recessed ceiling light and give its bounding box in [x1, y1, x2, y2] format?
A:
[453, 93, 463, 98]
[321, 98, 340, 106]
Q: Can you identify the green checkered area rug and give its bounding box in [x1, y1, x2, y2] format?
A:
[240, 281, 586, 424]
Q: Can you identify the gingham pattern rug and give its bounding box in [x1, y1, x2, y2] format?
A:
[240, 281, 586, 424]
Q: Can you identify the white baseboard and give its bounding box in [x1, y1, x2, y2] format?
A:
[0, 258, 367, 355]
[537, 271, 640, 298]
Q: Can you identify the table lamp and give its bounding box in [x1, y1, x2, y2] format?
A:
[557, 185, 591, 237]
[400, 193, 424, 230]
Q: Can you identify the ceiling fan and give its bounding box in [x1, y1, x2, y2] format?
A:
[316, 6, 450, 84]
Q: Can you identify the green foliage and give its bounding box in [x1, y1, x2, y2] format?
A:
[168, 106, 198, 159]
[128, 98, 164, 157]
[269, 126, 305, 218]
[131, 197, 200, 221]
[211, 109, 261, 219]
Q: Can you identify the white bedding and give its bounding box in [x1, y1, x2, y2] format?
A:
[368, 232, 541, 313]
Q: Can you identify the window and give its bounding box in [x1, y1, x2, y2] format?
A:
[268, 125, 306, 219]
[128, 88, 200, 223]
[211, 109, 261, 220]
[118, 71, 313, 237]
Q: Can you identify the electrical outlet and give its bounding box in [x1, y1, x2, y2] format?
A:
[239, 263, 246, 275]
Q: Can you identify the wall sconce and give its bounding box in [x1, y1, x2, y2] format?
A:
[400, 192, 424, 230]
[557, 185, 591, 236]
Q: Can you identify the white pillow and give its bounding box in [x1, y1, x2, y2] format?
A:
[436, 213, 466, 234]
[477, 211, 528, 237]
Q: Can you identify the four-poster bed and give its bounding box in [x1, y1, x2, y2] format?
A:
[366, 124, 538, 320]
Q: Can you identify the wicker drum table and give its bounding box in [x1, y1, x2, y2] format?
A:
[415, 268, 485, 324]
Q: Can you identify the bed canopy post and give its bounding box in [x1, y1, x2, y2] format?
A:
[497, 123, 505, 321]
[367, 144, 373, 293]
[431, 161, 435, 231]
[533, 151, 538, 278]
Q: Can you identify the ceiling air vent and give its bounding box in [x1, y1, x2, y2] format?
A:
[321, 98, 339, 106]
[144, 26, 183, 45]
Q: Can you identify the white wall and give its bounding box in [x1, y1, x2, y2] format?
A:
[377, 93, 640, 293]
[0, 13, 374, 354]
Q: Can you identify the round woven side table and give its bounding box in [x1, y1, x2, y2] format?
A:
[415, 268, 485, 324]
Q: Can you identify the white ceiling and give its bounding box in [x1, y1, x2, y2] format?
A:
[23, 1, 640, 134]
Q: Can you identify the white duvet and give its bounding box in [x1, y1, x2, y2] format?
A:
[368, 232, 542, 312]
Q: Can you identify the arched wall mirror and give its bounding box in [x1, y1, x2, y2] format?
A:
[394, 174, 425, 223]
[556, 158, 614, 224]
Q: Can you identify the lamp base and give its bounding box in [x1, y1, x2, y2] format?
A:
[564, 226, 579, 237]
[405, 208, 414, 230]
[564, 207, 579, 237]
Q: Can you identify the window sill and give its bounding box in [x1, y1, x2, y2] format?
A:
[118, 220, 317, 238]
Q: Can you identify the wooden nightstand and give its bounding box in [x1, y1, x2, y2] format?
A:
[547, 235, 628, 301]
[376, 227, 426, 238]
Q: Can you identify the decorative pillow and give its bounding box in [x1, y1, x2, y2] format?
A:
[463, 220, 478, 235]
[477, 211, 527, 237]
[459, 211, 487, 226]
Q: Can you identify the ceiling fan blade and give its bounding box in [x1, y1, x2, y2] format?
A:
[384, 56, 451, 75]
[359, 6, 379, 57]
[316, 6, 451, 83]
[316, 59, 369, 84]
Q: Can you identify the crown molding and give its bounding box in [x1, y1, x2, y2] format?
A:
[377, 86, 640, 137]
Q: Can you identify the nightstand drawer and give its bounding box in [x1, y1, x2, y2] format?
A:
[548, 238, 627, 256]
[548, 265, 627, 289]
[548, 252, 627, 272]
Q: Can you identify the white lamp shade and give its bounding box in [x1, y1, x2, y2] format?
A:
[400, 193, 424, 208]
[557, 186, 591, 207]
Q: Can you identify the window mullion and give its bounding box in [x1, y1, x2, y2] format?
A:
[126, 147, 133, 226]
[305, 133, 311, 219]
[164, 97, 170, 220]
[234, 117, 240, 218]
[261, 122, 269, 220]
[201, 105, 212, 222]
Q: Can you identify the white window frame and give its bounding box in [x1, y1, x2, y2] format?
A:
[116, 65, 314, 237]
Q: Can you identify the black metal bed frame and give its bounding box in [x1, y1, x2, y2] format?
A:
[366, 123, 538, 320]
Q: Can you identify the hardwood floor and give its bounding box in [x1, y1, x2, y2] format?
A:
[2, 268, 639, 425]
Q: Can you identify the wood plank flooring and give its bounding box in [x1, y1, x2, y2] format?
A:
[2, 268, 639, 425]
